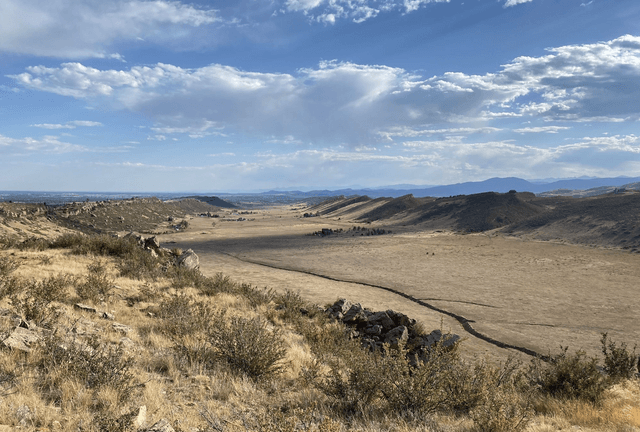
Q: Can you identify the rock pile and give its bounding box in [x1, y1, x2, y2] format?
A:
[326, 299, 460, 365]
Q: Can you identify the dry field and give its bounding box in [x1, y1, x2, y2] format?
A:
[162, 204, 640, 363]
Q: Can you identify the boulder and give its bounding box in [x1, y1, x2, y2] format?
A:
[112, 322, 133, 335]
[326, 299, 352, 319]
[3, 327, 41, 352]
[384, 325, 408, 349]
[147, 418, 175, 432]
[367, 311, 395, 330]
[342, 303, 368, 325]
[144, 236, 160, 250]
[364, 324, 383, 336]
[177, 249, 199, 270]
[422, 329, 461, 349]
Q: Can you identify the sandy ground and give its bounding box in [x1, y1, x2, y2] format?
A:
[158, 205, 640, 363]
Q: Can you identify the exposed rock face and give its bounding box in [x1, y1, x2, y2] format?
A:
[147, 418, 175, 432]
[3, 326, 41, 352]
[326, 298, 460, 364]
[177, 249, 199, 270]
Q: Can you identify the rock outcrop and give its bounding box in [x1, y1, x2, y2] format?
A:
[326, 299, 460, 365]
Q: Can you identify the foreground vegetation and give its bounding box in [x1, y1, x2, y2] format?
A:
[0, 233, 639, 431]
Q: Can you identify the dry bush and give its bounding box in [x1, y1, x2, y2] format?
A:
[601, 332, 638, 383]
[529, 347, 607, 404]
[207, 314, 288, 382]
[33, 334, 138, 408]
[156, 295, 217, 370]
[9, 274, 73, 327]
[76, 260, 114, 303]
[17, 237, 49, 251]
[168, 265, 206, 289]
[468, 358, 532, 432]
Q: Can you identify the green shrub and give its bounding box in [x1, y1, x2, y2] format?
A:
[601, 332, 637, 382]
[207, 314, 287, 381]
[529, 347, 606, 404]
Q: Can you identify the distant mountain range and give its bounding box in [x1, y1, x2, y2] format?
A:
[217, 177, 640, 199]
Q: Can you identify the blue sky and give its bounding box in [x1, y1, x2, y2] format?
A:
[1, 0, 640, 192]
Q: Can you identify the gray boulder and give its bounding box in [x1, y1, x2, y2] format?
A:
[3, 327, 41, 352]
[367, 311, 395, 330]
[326, 299, 352, 319]
[178, 249, 200, 270]
[384, 325, 408, 348]
[342, 303, 368, 325]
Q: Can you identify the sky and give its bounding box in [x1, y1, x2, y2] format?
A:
[1, 0, 640, 192]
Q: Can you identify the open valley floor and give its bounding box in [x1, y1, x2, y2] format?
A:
[161, 204, 640, 363]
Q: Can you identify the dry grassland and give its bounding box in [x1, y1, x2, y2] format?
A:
[163, 205, 640, 363]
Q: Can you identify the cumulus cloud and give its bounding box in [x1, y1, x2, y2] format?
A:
[10, 36, 640, 147]
[0, 0, 222, 58]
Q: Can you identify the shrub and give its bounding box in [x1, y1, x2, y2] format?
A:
[157, 294, 215, 338]
[470, 386, 531, 432]
[156, 295, 216, 369]
[76, 260, 114, 303]
[529, 347, 607, 404]
[17, 237, 49, 251]
[116, 249, 161, 280]
[168, 265, 206, 289]
[601, 332, 637, 382]
[468, 358, 532, 432]
[0, 255, 19, 280]
[10, 275, 73, 327]
[34, 334, 138, 407]
[207, 314, 288, 381]
[377, 340, 466, 415]
[198, 272, 236, 296]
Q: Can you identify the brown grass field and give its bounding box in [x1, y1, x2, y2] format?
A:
[162, 204, 640, 363]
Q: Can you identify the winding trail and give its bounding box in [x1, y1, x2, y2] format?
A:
[224, 252, 551, 361]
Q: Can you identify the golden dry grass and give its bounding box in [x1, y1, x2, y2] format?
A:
[0, 236, 638, 431]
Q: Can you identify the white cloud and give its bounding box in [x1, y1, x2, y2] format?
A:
[0, 0, 222, 58]
[10, 36, 640, 148]
[513, 126, 571, 134]
[147, 134, 167, 141]
[31, 121, 103, 129]
[284, 0, 449, 24]
[31, 124, 75, 130]
[504, 0, 533, 7]
[0, 134, 87, 154]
